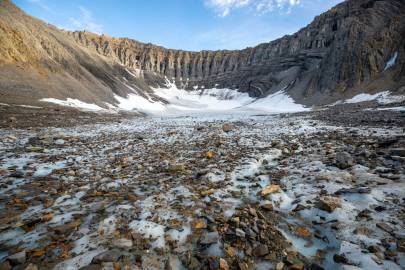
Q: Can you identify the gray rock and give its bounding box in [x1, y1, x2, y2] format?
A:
[200, 232, 220, 244]
[91, 250, 122, 264]
[252, 244, 269, 257]
[335, 152, 354, 169]
[6, 251, 26, 265]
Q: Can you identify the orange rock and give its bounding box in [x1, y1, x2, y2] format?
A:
[260, 185, 281, 196]
[206, 151, 215, 159]
[41, 213, 53, 222]
[32, 249, 45, 257]
[192, 219, 207, 229]
[296, 227, 311, 238]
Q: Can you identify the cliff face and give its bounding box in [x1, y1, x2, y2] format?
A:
[1, 0, 405, 108]
[68, 0, 405, 103]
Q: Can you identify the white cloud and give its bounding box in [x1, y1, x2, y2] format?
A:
[66, 6, 103, 34]
[204, 0, 300, 16]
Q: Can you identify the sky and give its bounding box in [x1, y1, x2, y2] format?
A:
[14, 0, 344, 51]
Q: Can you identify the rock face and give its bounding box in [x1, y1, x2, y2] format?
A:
[0, 0, 405, 108]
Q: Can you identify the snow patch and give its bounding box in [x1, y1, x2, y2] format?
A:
[384, 52, 398, 71]
[245, 89, 309, 112]
[40, 98, 106, 111]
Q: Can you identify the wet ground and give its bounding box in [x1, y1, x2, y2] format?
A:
[0, 108, 404, 270]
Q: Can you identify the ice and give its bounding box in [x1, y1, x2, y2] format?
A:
[129, 220, 166, 248]
[113, 93, 165, 112]
[384, 52, 398, 70]
[53, 250, 103, 270]
[33, 160, 67, 177]
[40, 98, 107, 111]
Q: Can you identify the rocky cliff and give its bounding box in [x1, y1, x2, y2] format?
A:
[0, 0, 404, 107]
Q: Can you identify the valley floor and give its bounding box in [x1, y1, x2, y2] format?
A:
[0, 107, 404, 270]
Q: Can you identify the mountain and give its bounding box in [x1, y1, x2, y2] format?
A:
[0, 0, 404, 110]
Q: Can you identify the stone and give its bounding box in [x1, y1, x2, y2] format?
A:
[235, 228, 245, 238]
[219, 258, 229, 270]
[6, 251, 26, 265]
[92, 250, 122, 264]
[317, 196, 341, 213]
[79, 265, 102, 270]
[24, 264, 38, 270]
[335, 152, 354, 169]
[206, 151, 215, 159]
[334, 187, 371, 195]
[252, 244, 269, 257]
[376, 222, 393, 233]
[200, 231, 219, 244]
[0, 261, 11, 270]
[259, 184, 280, 196]
[290, 262, 305, 270]
[113, 238, 133, 249]
[168, 163, 186, 172]
[333, 254, 348, 264]
[296, 227, 311, 238]
[222, 124, 233, 133]
[192, 219, 207, 229]
[260, 201, 273, 211]
[276, 262, 285, 270]
[389, 148, 405, 157]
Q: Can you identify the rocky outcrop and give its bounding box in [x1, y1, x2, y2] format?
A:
[0, 0, 404, 107]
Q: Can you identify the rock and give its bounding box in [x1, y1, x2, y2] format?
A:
[7, 251, 26, 265]
[335, 152, 354, 169]
[92, 250, 122, 264]
[276, 262, 285, 270]
[219, 258, 229, 270]
[290, 262, 305, 270]
[200, 189, 216, 196]
[224, 246, 237, 257]
[317, 196, 341, 213]
[206, 151, 215, 159]
[389, 148, 405, 157]
[259, 184, 280, 196]
[8, 117, 17, 123]
[296, 227, 311, 238]
[168, 163, 185, 173]
[24, 264, 38, 270]
[376, 222, 394, 234]
[333, 254, 348, 264]
[222, 124, 233, 133]
[260, 201, 273, 211]
[334, 187, 371, 195]
[200, 231, 219, 244]
[192, 219, 207, 229]
[235, 228, 245, 238]
[0, 261, 11, 270]
[79, 265, 102, 270]
[252, 244, 269, 257]
[113, 238, 133, 249]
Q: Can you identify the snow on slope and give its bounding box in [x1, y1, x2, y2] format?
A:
[40, 98, 109, 111]
[244, 89, 309, 113]
[40, 80, 310, 115]
[336, 91, 405, 105]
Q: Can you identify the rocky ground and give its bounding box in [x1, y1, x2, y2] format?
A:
[0, 107, 404, 270]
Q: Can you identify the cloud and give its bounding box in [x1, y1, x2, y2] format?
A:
[27, 0, 56, 15]
[204, 0, 300, 16]
[66, 6, 103, 34]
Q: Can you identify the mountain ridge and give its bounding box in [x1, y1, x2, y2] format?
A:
[0, 0, 404, 109]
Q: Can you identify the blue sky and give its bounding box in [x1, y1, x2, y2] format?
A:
[14, 0, 343, 51]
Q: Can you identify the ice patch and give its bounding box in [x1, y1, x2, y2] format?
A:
[384, 52, 398, 71]
[129, 220, 165, 248]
